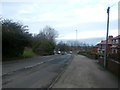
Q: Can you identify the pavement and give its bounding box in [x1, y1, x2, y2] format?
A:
[53, 55, 119, 88]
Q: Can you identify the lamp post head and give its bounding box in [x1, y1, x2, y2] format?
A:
[107, 7, 110, 13]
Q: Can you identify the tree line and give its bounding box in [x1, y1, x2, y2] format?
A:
[2, 18, 92, 61]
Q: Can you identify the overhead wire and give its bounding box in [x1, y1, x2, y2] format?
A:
[109, 1, 119, 8]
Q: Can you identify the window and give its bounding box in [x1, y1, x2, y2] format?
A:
[116, 39, 118, 44]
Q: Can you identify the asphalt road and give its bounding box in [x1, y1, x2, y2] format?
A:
[2, 54, 73, 88]
[2, 55, 63, 75]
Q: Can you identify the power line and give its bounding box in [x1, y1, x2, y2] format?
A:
[110, 3, 116, 8]
[110, 1, 119, 8]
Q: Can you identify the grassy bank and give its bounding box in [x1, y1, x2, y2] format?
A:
[3, 48, 36, 61]
[22, 48, 36, 58]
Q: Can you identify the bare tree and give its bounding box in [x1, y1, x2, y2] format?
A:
[42, 26, 58, 41]
[32, 26, 58, 55]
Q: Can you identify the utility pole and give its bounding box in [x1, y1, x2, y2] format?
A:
[75, 30, 78, 54]
[76, 30, 77, 46]
[104, 7, 110, 68]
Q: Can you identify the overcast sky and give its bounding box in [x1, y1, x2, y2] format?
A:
[1, 0, 119, 40]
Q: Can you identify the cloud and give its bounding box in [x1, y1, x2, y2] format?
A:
[0, 3, 2, 15]
[18, 6, 35, 14]
[5, 0, 118, 25]
[2, 0, 119, 40]
[18, 3, 40, 14]
[1, 0, 67, 4]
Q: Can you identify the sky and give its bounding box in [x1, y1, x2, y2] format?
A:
[1, 0, 119, 44]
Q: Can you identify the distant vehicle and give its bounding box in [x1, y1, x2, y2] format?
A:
[65, 52, 67, 54]
[58, 51, 61, 54]
[70, 51, 72, 54]
[61, 52, 64, 55]
[61, 51, 67, 55]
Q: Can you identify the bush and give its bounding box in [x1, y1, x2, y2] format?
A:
[33, 40, 55, 55]
[2, 19, 32, 58]
[78, 51, 98, 59]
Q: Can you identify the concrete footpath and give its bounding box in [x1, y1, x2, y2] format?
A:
[53, 55, 119, 88]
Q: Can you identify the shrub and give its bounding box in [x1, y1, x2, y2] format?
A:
[2, 19, 32, 58]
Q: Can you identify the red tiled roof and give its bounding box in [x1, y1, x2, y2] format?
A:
[112, 35, 120, 40]
[97, 39, 112, 45]
[97, 35, 120, 45]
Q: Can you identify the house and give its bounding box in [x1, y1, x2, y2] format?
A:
[96, 35, 113, 55]
[96, 35, 120, 75]
[111, 35, 120, 54]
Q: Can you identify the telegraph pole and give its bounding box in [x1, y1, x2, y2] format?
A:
[76, 30, 77, 45]
[75, 30, 78, 54]
[104, 7, 110, 68]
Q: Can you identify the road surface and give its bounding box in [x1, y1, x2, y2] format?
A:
[2, 54, 73, 88]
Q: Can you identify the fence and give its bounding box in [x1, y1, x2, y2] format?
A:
[109, 54, 120, 63]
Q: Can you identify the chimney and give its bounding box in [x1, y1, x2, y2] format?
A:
[108, 35, 113, 39]
[101, 40, 104, 42]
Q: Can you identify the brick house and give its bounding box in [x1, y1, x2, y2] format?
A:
[111, 35, 120, 54]
[110, 35, 120, 62]
[96, 36, 113, 56]
[96, 35, 120, 76]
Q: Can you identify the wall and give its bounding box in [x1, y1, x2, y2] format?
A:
[108, 60, 120, 77]
[99, 58, 120, 77]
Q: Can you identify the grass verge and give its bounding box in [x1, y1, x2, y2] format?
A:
[22, 48, 36, 58]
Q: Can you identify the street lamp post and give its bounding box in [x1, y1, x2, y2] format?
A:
[104, 7, 110, 68]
